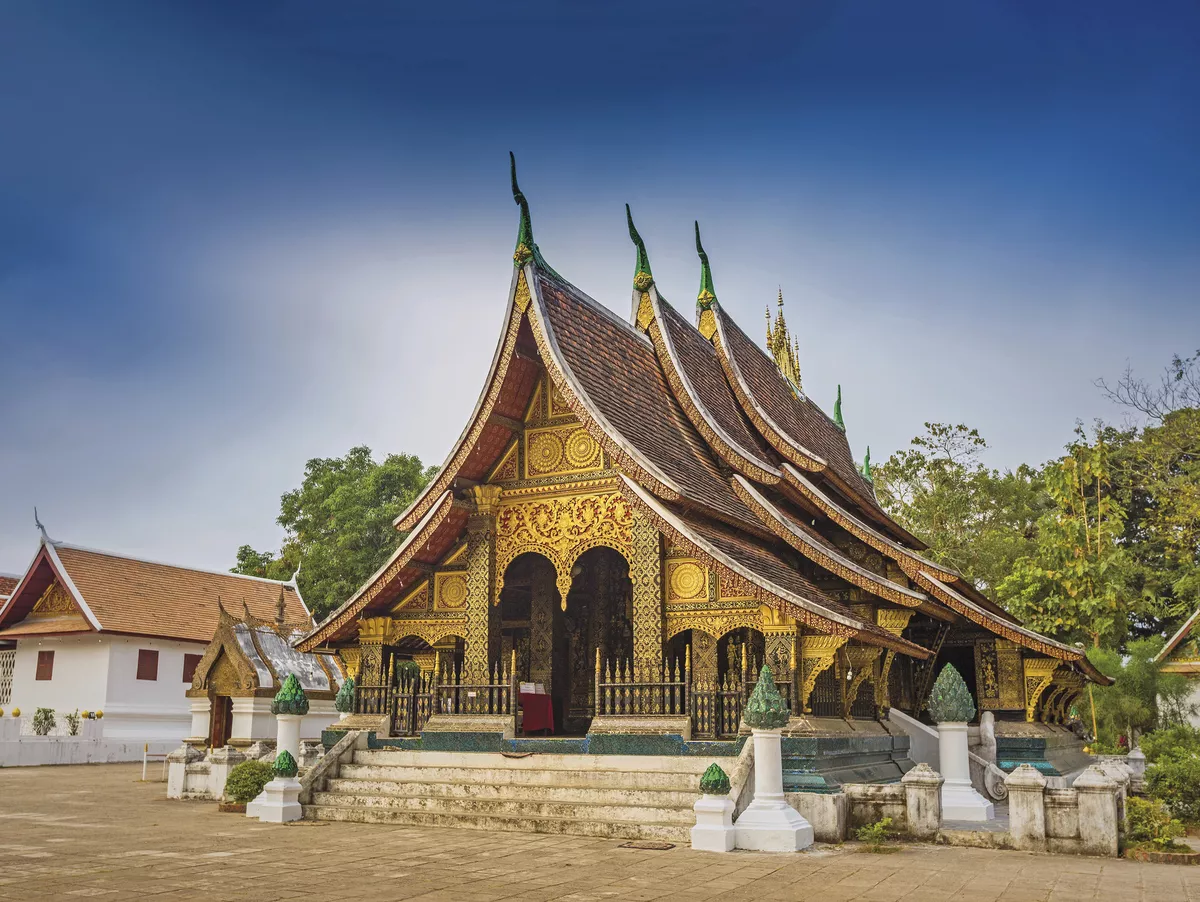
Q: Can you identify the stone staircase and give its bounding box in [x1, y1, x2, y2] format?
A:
[303, 748, 712, 841]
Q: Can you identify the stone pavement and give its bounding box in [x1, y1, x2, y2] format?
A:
[0, 765, 1197, 901]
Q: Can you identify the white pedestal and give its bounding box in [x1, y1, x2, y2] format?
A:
[276, 714, 301, 761]
[734, 729, 814, 851]
[246, 777, 302, 823]
[691, 795, 735, 852]
[937, 721, 993, 821]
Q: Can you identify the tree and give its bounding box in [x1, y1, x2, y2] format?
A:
[998, 429, 1139, 647]
[874, 423, 1048, 597]
[1087, 636, 1196, 747]
[233, 446, 436, 620]
[1097, 349, 1200, 423]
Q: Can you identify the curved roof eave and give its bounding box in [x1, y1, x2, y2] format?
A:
[710, 307, 827, 473]
[525, 267, 685, 502]
[297, 490, 457, 651]
[618, 475, 929, 659]
[783, 464, 961, 584]
[394, 270, 527, 532]
[731, 475, 928, 610]
[646, 291, 783, 485]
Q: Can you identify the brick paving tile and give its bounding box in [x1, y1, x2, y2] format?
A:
[0, 764, 1196, 901]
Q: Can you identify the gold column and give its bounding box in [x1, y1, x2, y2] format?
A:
[529, 561, 556, 692]
[629, 510, 664, 677]
[463, 485, 500, 683]
[358, 616, 393, 686]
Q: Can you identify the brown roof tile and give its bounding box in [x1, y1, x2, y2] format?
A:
[0, 575, 18, 597]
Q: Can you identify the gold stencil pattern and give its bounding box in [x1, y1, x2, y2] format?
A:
[667, 559, 707, 602]
[525, 424, 602, 478]
[435, 572, 469, 610]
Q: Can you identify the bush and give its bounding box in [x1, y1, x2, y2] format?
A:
[32, 708, 55, 736]
[855, 817, 894, 851]
[1141, 725, 1200, 764]
[1126, 797, 1186, 849]
[1146, 752, 1200, 824]
[223, 760, 275, 803]
[64, 710, 81, 736]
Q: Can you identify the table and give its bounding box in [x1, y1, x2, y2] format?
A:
[519, 692, 555, 734]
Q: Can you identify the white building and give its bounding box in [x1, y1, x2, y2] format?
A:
[0, 533, 309, 757]
[1155, 607, 1200, 729]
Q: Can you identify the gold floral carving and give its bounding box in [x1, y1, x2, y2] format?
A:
[697, 307, 716, 340]
[359, 616, 393, 646]
[31, 583, 76, 615]
[434, 572, 469, 611]
[876, 609, 913, 637]
[339, 647, 361, 679]
[388, 618, 468, 647]
[799, 634, 847, 713]
[494, 489, 634, 605]
[525, 424, 602, 478]
[629, 509, 665, 676]
[390, 581, 430, 614]
[549, 381, 573, 419]
[514, 269, 531, 311]
[463, 518, 495, 681]
[471, 484, 503, 516]
[994, 640, 1026, 710]
[1023, 658, 1060, 723]
[667, 558, 708, 603]
[665, 607, 763, 640]
[488, 442, 520, 483]
[636, 292, 654, 331]
[843, 645, 882, 718]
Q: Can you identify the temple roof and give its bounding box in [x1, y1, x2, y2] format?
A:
[0, 539, 309, 644]
[1155, 606, 1200, 669]
[0, 574, 18, 599]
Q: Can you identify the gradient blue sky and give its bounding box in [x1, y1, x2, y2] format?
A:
[2, 2, 1198, 576]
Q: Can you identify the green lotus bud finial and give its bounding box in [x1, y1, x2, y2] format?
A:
[334, 676, 355, 713]
[743, 664, 790, 730]
[699, 763, 731, 795]
[271, 673, 310, 716]
[927, 664, 976, 724]
[626, 204, 654, 292]
[861, 446, 873, 483]
[695, 221, 717, 313]
[272, 749, 299, 778]
[833, 385, 845, 431]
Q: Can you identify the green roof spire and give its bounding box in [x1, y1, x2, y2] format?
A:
[861, 446, 873, 483]
[695, 221, 716, 313]
[510, 151, 535, 268]
[626, 204, 654, 292]
[833, 385, 845, 431]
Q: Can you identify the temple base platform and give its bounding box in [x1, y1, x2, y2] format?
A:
[994, 722, 1092, 785]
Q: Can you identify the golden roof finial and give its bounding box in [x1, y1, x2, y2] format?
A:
[767, 289, 802, 394]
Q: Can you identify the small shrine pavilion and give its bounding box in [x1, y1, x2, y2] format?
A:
[296, 157, 1107, 751]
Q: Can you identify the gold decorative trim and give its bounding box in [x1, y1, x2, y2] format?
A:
[1023, 658, 1060, 723]
[434, 572, 469, 611]
[514, 268, 531, 311]
[389, 618, 469, 647]
[799, 634, 847, 713]
[390, 580, 430, 614]
[665, 607, 763, 639]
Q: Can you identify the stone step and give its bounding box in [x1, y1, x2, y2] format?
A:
[352, 749, 715, 775]
[325, 777, 700, 808]
[310, 791, 696, 825]
[302, 803, 693, 842]
[338, 762, 702, 792]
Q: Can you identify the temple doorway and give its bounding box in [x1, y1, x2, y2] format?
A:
[499, 547, 631, 735]
[208, 694, 232, 749]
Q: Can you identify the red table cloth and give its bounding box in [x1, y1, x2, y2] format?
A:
[519, 692, 554, 734]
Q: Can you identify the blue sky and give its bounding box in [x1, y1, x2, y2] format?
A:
[2, 2, 1198, 575]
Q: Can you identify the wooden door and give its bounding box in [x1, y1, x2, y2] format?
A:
[209, 695, 233, 748]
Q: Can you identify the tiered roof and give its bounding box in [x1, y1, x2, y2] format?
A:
[296, 159, 1109, 685]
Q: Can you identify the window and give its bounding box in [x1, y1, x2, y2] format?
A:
[182, 653, 202, 684]
[136, 649, 159, 681]
[35, 650, 54, 681]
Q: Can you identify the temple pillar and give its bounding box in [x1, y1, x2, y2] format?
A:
[762, 606, 797, 703]
[357, 616, 392, 688]
[529, 561, 556, 693]
[463, 485, 500, 683]
[629, 511, 664, 677]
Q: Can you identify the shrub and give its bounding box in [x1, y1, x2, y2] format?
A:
[223, 760, 275, 803]
[855, 817, 894, 852]
[1141, 725, 1200, 764]
[32, 708, 55, 736]
[1126, 797, 1186, 849]
[1146, 752, 1200, 824]
[64, 710, 81, 736]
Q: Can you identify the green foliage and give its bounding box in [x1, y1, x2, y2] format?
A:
[272, 749, 299, 778]
[927, 664, 976, 724]
[699, 763, 731, 795]
[393, 660, 422, 685]
[1141, 724, 1200, 764]
[271, 673, 310, 716]
[855, 817, 894, 851]
[224, 760, 275, 803]
[1086, 637, 1195, 746]
[232, 446, 436, 620]
[31, 708, 55, 736]
[64, 710, 81, 736]
[1147, 752, 1200, 824]
[1126, 796, 1187, 849]
[743, 665, 790, 730]
[334, 676, 356, 714]
[875, 423, 1048, 597]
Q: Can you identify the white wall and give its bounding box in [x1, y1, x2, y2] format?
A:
[10, 636, 110, 716]
[104, 637, 206, 741]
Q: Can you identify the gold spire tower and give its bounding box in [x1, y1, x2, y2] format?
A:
[766, 288, 802, 393]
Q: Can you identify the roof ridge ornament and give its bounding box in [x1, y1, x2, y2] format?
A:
[510, 152, 534, 268]
[833, 385, 845, 431]
[694, 222, 718, 340]
[33, 507, 56, 545]
[860, 446, 873, 484]
[766, 288, 803, 394]
[626, 204, 653, 292]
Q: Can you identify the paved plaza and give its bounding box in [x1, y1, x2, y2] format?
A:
[0, 765, 1197, 901]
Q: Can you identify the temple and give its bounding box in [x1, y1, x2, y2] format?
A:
[297, 157, 1107, 789]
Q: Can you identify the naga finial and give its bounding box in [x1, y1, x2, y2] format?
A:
[626, 205, 653, 291]
[695, 221, 716, 312]
[834, 384, 845, 431]
[510, 152, 534, 268]
[861, 446, 873, 483]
